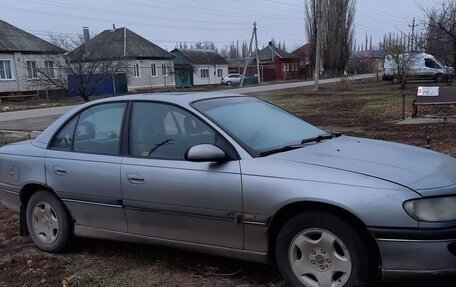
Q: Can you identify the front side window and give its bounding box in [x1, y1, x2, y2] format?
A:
[425, 58, 441, 69]
[201, 69, 209, 79]
[151, 63, 157, 77]
[133, 64, 140, 78]
[26, 61, 38, 79]
[193, 97, 325, 156]
[44, 61, 56, 78]
[0, 60, 13, 80]
[129, 102, 216, 160]
[73, 103, 126, 155]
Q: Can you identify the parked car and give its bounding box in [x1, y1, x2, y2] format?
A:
[383, 52, 453, 83]
[1, 93, 455, 287]
[221, 73, 242, 85]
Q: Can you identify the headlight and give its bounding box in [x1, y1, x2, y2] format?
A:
[404, 196, 456, 222]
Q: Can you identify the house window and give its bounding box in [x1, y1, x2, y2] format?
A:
[217, 68, 223, 78]
[133, 64, 140, 78]
[162, 63, 168, 76]
[151, 63, 157, 77]
[0, 60, 13, 80]
[44, 61, 56, 78]
[201, 68, 209, 79]
[26, 60, 38, 79]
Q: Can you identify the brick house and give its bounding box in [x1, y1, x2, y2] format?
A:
[253, 42, 300, 81]
[292, 43, 313, 79]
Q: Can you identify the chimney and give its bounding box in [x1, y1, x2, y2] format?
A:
[82, 27, 90, 43]
[111, 24, 116, 32]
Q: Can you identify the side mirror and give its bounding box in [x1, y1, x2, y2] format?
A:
[185, 144, 227, 162]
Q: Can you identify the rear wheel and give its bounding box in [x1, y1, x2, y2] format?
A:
[275, 212, 373, 287]
[26, 190, 72, 252]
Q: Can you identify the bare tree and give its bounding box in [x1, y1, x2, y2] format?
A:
[35, 34, 130, 102]
[385, 42, 416, 90]
[420, 0, 456, 68]
[305, 0, 356, 77]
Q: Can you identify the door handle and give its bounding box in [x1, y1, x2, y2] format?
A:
[126, 173, 145, 184]
[53, 166, 67, 176]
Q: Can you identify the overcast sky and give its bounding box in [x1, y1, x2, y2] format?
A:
[0, 0, 436, 52]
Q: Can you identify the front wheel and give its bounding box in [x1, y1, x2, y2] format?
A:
[226, 81, 232, 86]
[275, 212, 374, 287]
[26, 190, 72, 252]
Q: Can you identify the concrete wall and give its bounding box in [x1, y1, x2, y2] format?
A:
[128, 59, 175, 91]
[193, 64, 228, 86]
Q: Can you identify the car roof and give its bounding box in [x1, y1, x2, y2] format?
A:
[34, 92, 247, 146]
[86, 92, 246, 105]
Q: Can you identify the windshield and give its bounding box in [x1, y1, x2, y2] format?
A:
[192, 97, 325, 156]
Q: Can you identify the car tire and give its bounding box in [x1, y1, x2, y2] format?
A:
[275, 212, 373, 287]
[26, 190, 72, 252]
[226, 81, 232, 86]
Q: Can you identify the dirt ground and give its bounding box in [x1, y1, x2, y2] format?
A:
[1, 79, 456, 287]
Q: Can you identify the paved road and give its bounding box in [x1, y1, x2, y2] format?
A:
[0, 74, 376, 129]
[218, 73, 376, 94]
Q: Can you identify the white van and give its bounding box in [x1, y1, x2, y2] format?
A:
[383, 52, 452, 83]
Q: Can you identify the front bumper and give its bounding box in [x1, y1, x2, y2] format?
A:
[370, 227, 456, 281]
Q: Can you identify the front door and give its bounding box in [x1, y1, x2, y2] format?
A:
[121, 102, 243, 249]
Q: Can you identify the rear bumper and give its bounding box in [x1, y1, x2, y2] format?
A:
[370, 227, 456, 281]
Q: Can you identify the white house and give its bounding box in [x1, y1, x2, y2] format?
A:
[69, 27, 175, 91]
[0, 20, 66, 95]
[171, 49, 228, 87]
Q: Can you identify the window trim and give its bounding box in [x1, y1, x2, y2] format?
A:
[44, 60, 57, 79]
[161, 63, 168, 77]
[0, 59, 14, 80]
[217, 68, 223, 78]
[124, 100, 240, 161]
[26, 60, 38, 80]
[200, 68, 209, 79]
[151, 63, 157, 77]
[48, 101, 129, 157]
[133, 63, 141, 78]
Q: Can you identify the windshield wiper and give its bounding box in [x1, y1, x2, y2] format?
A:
[258, 144, 303, 157]
[258, 133, 342, 157]
[300, 133, 340, 144]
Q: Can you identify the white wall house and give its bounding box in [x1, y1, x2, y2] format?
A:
[0, 20, 66, 94]
[171, 49, 228, 87]
[193, 64, 228, 86]
[69, 27, 175, 92]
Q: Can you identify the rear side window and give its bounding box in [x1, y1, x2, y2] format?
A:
[50, 103, 126, 155]
[73, 103, 126, 155]
[50, 117, 78, 151]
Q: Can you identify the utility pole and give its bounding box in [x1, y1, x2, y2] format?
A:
[314, 0, 322, 90]
[240, 22, 255, 87]
[410, 17, 416, 52]
[254, 22, 261, 84]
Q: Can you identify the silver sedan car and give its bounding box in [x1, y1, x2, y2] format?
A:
[221, 73, 242, 85]
[0, 93, 455, 287]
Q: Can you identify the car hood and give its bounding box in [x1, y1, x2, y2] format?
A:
[269, 136, 456, 193]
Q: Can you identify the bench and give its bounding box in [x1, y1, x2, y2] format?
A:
[412, 86, 456, 118]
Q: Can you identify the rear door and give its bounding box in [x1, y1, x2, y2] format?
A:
[121, 102, 244, 249]
[45, 102, 127, 232]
